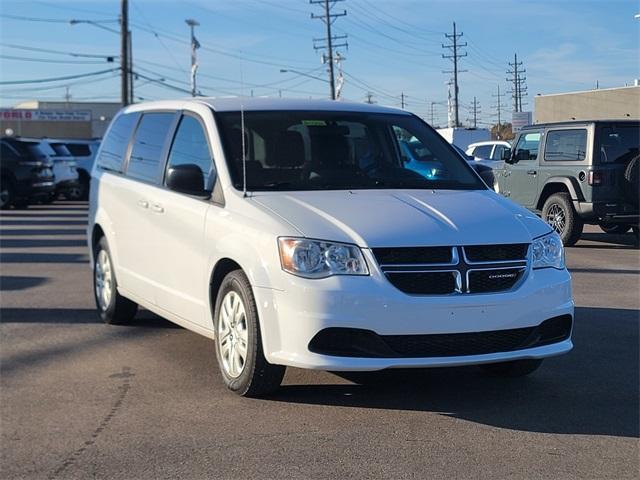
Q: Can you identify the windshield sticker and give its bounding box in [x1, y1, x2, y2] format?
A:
[302, 120, 327, 126]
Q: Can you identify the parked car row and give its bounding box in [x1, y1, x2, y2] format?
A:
[0, 137, 99, 208]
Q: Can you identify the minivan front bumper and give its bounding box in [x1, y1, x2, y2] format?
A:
[254, 253, 574, 370]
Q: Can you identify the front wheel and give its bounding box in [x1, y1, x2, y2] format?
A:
[213, 270, 285, 397]
[93, 237, 138, 324]
[480, 359, 543, 377]
[542, 193, 583, 246]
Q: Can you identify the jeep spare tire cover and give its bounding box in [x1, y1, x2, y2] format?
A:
[624, 155, 639, 206]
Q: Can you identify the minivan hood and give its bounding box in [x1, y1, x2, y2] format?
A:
[252, 189, 550, 247]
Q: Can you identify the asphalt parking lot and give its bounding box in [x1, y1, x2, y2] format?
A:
[1, 201, 638, 479]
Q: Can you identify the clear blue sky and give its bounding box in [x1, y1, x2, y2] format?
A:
[1, 0, 638, 126]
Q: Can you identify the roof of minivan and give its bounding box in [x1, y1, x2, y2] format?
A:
[124, 97, 411, 115]
[524, 119, 639, 128]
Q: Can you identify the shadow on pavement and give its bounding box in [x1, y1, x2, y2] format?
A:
[0, 253, 89, 263]
[0, 307, 179, 329]
[0, 220, 87, 226]
[0, 229, 86, 236]
[0, 239, 87, 248]
[575, 232, 637, 249]
[269, 306, 639, 439]
[0, 276, 49, 291]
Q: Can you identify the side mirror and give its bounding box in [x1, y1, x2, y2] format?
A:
[166, 164, 208, 196]
[502, 149, 514, 163]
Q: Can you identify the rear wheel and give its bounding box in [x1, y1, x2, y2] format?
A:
[213, 270, 285, 397]
[65, 175, 88, 200]
[599, 222, 631, 234]
[542, 193, 583, 246]
[0, 180, 13, 209]
[480, 359, 543, 377]
[93, 236, 138, 324]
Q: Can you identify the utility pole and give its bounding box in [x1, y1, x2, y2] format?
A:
[365, 92, 375, 104]
[186, 19, 200, 97]
[442, 22, 467, 127]
[400, 92, 406, 109]
[491, 84, 506, 126]
[311, 0, 347, 100]
[467, 96, 481, 128]
[120, 0, 129, 106]
[127, 29, 133, 104]
[507, 53, 527, 112]
[430, 101, 436, 125]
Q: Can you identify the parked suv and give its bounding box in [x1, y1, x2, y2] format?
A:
[52, 138, 100, 200]
[494, 120, 639, 245]
[466, 140, 511, 161]
[89, 99, 573, 397]
[0, 137, 55, 208]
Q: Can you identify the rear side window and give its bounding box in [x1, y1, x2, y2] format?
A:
[97, 113, 139, 172]
[471, 145, 492, 159]
[165, 115, 214, 191]
[491, 145, 507, 160]
[514, 132, 542, 161]
[49, 143, 72, 157]
[598, 125, 640, 164]
[127, 112, 175, 183]
[66, 144, 92, 157]
[544, 129, 587, 161]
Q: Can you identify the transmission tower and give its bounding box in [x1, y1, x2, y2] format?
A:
[311, 0, 348, 100]
[507, 53, 527, 112]
[467, 96, 481, 128]
[442, 22, 467, 127]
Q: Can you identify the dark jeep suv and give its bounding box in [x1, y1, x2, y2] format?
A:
[493, 120, 639, 245]
[0, 137, 55, 209]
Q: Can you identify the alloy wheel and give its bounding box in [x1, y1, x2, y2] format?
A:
[546, 203, 566, 235]
[95, 249, 113, 311]
[217, 291, 249, 378]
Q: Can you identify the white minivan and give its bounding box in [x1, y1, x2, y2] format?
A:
[88, 98, 573, 396]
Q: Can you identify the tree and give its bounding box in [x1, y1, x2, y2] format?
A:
[491, 122, 515, 141]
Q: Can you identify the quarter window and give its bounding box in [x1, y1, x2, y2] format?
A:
[514, 132, 542, 161]
[165, 115, 214, 192]
[97, 113, 139, 172]
[127, 112, 175, 183]
[544, 129, 587, 161]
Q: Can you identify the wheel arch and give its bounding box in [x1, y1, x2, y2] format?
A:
[536, 178, 583, 210]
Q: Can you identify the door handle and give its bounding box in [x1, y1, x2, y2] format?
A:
[151, 204, 164, 213]
[526, 170, 537, 175]
[137, 200, 149, 208]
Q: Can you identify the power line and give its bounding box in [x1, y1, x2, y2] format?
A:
[0, 54, 113, 65]
[0, 43, 117, 60]
[442, 22, 467, 127]
[311, 0, 348, 100]
[0, 68, 120, 85]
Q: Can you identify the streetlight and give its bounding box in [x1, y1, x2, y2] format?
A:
[279, 69, 329, 84]
[69, 19, 120, 35]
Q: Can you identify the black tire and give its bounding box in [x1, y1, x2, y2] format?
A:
[93, 236, 138, 324]
[0, 179, 13, 210]
[480, 359, 543, 377]
[599, 222, 631, 235]
[542, 193, 583, 246]
[213, 270, 285, 397]
[65, 174, 89, 201]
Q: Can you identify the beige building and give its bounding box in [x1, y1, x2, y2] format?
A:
[534, 85, 640, 124]
[1, 101, 121, 139]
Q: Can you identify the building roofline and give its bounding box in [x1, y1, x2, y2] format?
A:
[535, 85, 640, 98]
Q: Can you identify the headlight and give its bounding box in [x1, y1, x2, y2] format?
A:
[531, 232, 564, 269]
[278, 237, 369, 278]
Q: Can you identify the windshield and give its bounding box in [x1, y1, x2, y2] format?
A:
[216, 110, 485, 191]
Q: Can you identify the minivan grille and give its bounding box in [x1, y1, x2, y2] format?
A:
[373, 244, 529, 295]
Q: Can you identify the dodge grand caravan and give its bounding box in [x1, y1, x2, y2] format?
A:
[88, 98, 573, 397]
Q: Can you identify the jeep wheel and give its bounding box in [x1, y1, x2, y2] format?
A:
[542, 193, 583, 246]
[599, 223, 631, 235]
